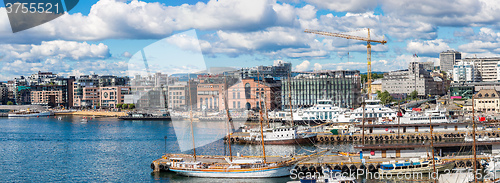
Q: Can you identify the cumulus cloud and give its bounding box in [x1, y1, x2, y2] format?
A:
[0, 0, 294, 43]
[0, 40, 110, 62]
[313, 63, 322, 70]
[306, 0, 377, 13]
[295, 60, 311, 71]
[406, 39, 450, 57]
[122, 51, 132, 58]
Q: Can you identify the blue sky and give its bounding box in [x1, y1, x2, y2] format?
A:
[1, 0, 500, 80]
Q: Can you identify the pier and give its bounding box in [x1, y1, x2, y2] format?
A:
[227, 130, 500, 143]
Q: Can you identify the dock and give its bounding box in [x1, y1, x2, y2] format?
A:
[227, 130, 500, 143]
[0, 113, 7, 117]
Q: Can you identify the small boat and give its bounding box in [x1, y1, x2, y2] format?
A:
[8, 109, 54, 117]
[378, 157, 455, 174]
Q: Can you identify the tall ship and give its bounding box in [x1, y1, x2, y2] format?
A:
[165, 155, 297, 178]
[8, 109, 54, 117]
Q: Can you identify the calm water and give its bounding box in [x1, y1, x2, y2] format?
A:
[1, 116, 485, 182]
[0, 116, 304, 182]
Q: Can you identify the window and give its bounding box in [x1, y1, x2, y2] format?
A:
[245, 83, 251, 99]
[237, 101, 240, 109]
[237, 92, 240, 99]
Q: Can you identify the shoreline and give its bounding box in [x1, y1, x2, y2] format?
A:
[54, 111, 128, 117]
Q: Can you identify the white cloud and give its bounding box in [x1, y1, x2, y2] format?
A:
[295, 60, 311, 71]
[306, 0, 377, 13]
[0, 0, 293, 43]
[313, 63, 322, 70]
[122, 51, 132, 58]
[0, 40, 110, 62]
[406, 39, 450, 57]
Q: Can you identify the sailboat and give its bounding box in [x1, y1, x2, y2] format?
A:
[165, 77, 304, 178]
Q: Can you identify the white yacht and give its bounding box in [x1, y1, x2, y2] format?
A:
[8, 109, 54, 117]
[398, 104, 450, 124]
[239, 126, 317, 145]
[272, 100, 349, 124]
[347, 99, 397, 123]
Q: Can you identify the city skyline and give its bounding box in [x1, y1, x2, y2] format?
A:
[1, 0, 500, 81]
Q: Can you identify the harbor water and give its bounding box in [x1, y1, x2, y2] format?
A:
[0, 116, 492, 182]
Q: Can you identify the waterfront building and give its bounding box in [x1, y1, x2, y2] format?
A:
[99, 86, 131, 108]
[73, 86, 100, 108]
[195, 75, 238, 111]
[382, 62, 446, 97]
[239, 60, 292, 79]
[473, 89, 500, 113]
[167, 81, 197, 110]
[281, 70, 361, 109]
[453, 61, 479, 83]
[29, 77, 74, 107]
[227, 78, 280, 111]
[439, 50, 461, 74]
[0, 83, 8, 104]
[127, 72, 170, 109]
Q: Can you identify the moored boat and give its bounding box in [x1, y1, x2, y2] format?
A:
[238, 126, 317, 145]
[8, 109, 54, 117]
[378, 157, 455, 174]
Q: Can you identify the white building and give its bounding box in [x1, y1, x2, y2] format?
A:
[452, 61, 478, 83]
[459, 57, 500, 82]
[497, 63, 500, 82]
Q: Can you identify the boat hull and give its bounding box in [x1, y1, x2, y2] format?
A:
[378, 161, 455, 174]
[169, 165, 294, 178]
[8, 111, 53, 117]
[238, 135, 317, 145]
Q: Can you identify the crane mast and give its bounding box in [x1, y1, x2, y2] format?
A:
[304, 28, 387, 94]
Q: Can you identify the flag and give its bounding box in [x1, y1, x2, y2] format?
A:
[413, 53, 418, 58]
[480, 117, 486, 121]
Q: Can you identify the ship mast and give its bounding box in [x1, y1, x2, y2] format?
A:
[224, 77, 233, 162]
[472, 95, 477, 183]
[258, 72, 267, 163]
[362, 98, 366, 145]
[430, 115, 436, 183]
[188, 78, 196, 161]
[287, 72, 294, 126]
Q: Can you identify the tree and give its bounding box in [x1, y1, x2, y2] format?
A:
[6, 101, 13, 105]
[116, 103, 122, 109]
[122, 104, 128, 109]
[378, 90, 393, 105]
[410, 90, 418, 100]
[128, 104, 135, 109]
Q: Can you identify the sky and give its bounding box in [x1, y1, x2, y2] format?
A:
[1, 0, 500, 80]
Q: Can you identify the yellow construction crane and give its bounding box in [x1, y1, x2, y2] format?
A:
[304, 28, 387, 94]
